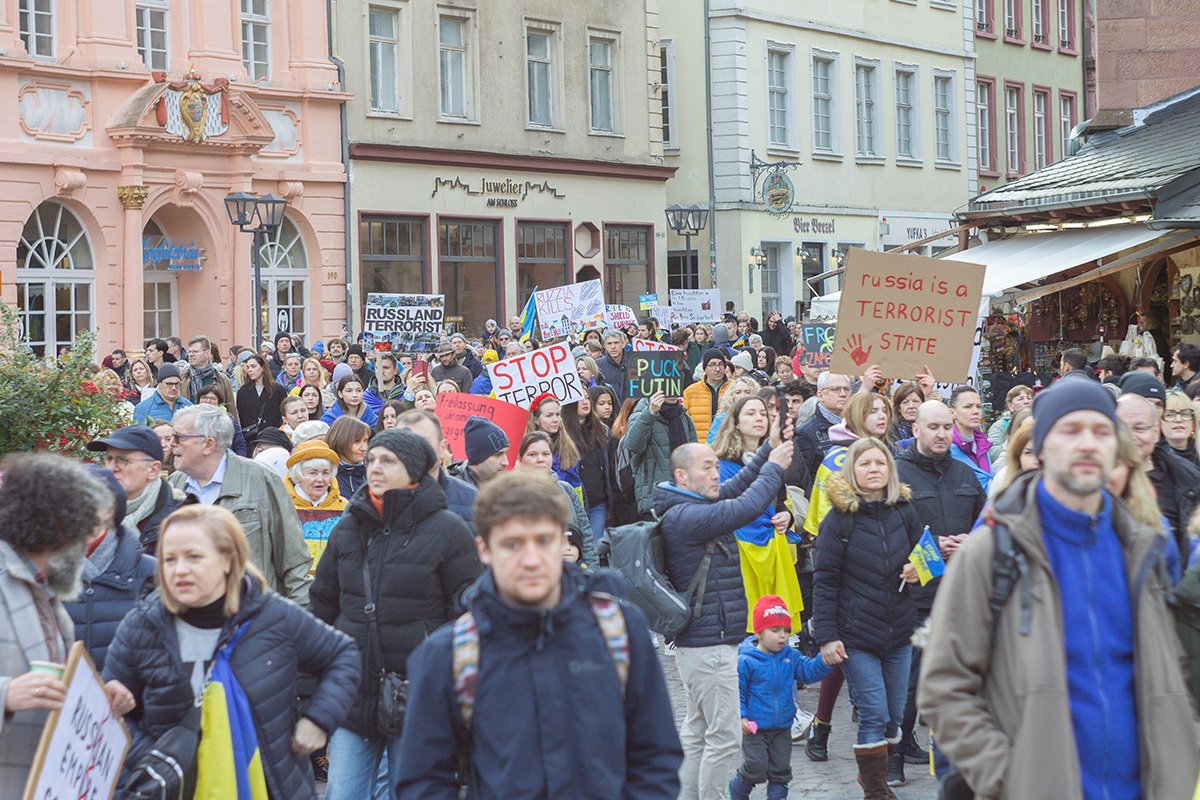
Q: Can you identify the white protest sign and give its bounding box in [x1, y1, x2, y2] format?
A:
[646, 305, 675, 327]
[362, 293, 445, 353]
[23, 642, 129, 800]
[534, 280, 605, 340]
[632, 338, 680, 353]
[668, 289, 722, 324]
[604, 304, 637, 330]
[488, 341, 587, 409]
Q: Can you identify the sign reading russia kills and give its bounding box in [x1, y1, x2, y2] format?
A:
[487, 341, 587, 409]
[830, 249, 984, 381]
[362, 293, 445, 353]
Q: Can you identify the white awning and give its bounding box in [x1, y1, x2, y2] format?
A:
[808, 223, 1175, 320]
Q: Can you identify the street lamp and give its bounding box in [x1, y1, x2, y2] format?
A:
[665, 204, 709, 289]
[225, 192, 288, 344]
[748, 246, 767, 294]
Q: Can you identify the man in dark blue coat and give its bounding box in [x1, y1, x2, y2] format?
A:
[395, 408, 478, 532]
[398, 472, 682, 799]
[655, 433, 794, 800]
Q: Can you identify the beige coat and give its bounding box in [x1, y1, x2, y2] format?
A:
[918, 472, 1199, 800]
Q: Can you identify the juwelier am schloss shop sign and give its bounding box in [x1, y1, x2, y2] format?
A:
[143, 239, 204, 271]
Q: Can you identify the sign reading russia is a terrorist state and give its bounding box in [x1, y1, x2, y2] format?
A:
[487, 341, 587, 409]
[830, 248, 984, 382]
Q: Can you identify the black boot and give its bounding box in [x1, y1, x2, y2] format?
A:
[886, 751, 906, 786]
[806, 720, 831, 762]
[902, 731, 928, 765]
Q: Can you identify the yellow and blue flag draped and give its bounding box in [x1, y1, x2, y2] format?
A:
[195, 622, 269, 800]
[519, 289, 538, 343]
[908, 526, 945, 586]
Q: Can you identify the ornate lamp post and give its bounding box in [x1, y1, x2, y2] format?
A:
[225, 192, 288, 343]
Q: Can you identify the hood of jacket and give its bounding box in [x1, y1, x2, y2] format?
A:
[284, 474, 347, 511]
[346, 474, 448, 530]
[825, 471, 911, 514]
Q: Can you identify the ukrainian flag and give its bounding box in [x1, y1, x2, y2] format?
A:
[519, 289, 538, 343]
[195, 622, 269, 800]
[908, 526, 946, 586]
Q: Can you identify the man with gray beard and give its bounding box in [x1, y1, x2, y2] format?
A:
[0, 453, 134, 789]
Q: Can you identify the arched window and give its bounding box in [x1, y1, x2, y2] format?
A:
[16, 201, 95, 356]
[257, 216, 307, 341]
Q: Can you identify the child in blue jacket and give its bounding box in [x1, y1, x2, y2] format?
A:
[730, 595, 834, 800]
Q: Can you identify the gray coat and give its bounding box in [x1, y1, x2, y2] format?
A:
[0, 541, 75, 789]
[625, 399, 697, 515]
[169, 454, 312, 604]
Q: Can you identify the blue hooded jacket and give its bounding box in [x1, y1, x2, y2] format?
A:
[738, 636, 832, 729]
[397, 565, 683, 799]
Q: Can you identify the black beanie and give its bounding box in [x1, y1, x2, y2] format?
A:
[85, 463, 127, 527]
[255, 427, 293, 452]
[464, 416, 509, 465]
[369, 428, 437, 479]
[701, 348, 727, 368]
[1031, 376, 1118, 455]
[346, 344, 365, 360]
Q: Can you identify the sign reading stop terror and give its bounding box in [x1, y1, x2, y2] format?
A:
[487, 341, 587, 409]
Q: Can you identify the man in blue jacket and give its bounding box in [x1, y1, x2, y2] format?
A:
[657, 429, 794, 800]
[398, 472, 682, 799]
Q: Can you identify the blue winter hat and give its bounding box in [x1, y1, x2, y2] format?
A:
[1030, 377, 1118, 455]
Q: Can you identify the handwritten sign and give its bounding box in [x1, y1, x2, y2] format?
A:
[604, 304, 637, 331]
[638, 293, 659, 311]
[436, 392, 528, 469]
[830, 249, 984, 381]
[487, 341, 586, 409]
[23, 641, 129, 800]
[668, 289, 722, 324]
[363, 293, 445, 353]
[534, 279, 605, 340]
[798, 323, 836, 369]
[645, 304, 675, 328]
[627, 351, 688, 399]
[631, 338, 679, 353]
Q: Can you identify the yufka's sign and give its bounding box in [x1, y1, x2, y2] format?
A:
[534, 280, 605, 340]
[436, 392, 528, 469]
[363, 293, 445, 353]
[627, 351, 688, 399]
[487, 341, 587, 409]
[830, 249, 984, 382]
[23, 641, 130, 800]
[668, 289, 722, 324]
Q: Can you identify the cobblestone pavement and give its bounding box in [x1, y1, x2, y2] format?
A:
[661, 649, 939, 800]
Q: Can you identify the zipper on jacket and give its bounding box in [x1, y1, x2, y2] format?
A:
[1081, 517, 1114, 800]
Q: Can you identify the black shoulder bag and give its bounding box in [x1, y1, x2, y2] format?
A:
[363, 534, 408, 737]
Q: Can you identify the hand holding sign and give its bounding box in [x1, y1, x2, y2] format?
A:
[842, 334, 873, 367]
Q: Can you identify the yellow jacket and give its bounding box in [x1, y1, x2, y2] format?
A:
[682, 378, 730, 444]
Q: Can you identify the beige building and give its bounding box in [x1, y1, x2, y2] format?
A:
[659, 0, 974, 320]
[332, 0, 672, 336]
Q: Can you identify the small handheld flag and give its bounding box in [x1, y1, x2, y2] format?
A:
[908, 526, 946, 586]
[518, 289, 538, 344]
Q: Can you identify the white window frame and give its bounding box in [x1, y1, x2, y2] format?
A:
[766, 45, 793, 149]
[1005, 85, 1022, 175]
[1004, 0, 1019, 37]
[588, 31, 620, 134]
[240, 0, 270, 82]
[811, 49, 840, 155]
[135, 0, 168, 72]
[19, 0, 54, 59]
[660, 39, 677, 149]
[368, 5, 401, 114]
[1032, 0, 1045, 43]
[525, 22, 560, 130]
[1033, 90, 1047, 169]
[1060, 93, 1076, 155]
[16, 202, 95, 358]
[1058, 0, 1072, 48]
[894, 65, 920, 161]
[437, 11, 476, 121]
[257, 217, 309, 343]
[933, 70, 957, 164]
[854, 58, 882, 160]
[977, 80, 993, 173]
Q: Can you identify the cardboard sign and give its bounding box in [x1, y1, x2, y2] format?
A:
[627, 351, 688, 399]
[23, 641, 130, 800]
[436, 392, 528, 469]
[933, 316, 986, 397]
[638, 292, 659, 311]
[604, 304, 637, 330]
[363, 293, 445, 353]
[668, 289, 722, 324]
[798, 323, 837, 369]
[631, 338, 679, 353]
[645, 304, 675, 328]
[534, 279, 605, 340]
[830, 249, 985, 381]
[487, 341, 587, 409]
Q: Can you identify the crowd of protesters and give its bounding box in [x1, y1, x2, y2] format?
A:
[2, 309, 1200, 800]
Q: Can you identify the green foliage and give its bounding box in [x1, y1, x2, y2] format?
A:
[0, 304, 126, 457]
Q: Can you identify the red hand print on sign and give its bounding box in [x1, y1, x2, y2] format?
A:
[842, 334, 873, 367]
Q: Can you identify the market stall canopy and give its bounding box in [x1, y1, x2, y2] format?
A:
[808, 223, 1180, 320]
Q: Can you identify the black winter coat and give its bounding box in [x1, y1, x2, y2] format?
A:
[131, 479, 198, 554]
[813, 474, 922, 654]
[795, 410, 836, 493]
[760, 322, 794, 358]
[895, 446, 987, 611]
[236, 380, 286, 434]
[309, 476, 483, 736]
[1150, 439, 1200, 559]
[103, 580, 360, 800]
[64, 525, 155, 672]
[337, 461, 367, 499]
[439, 470, 477, 532]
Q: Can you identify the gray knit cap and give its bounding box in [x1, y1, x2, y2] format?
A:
[369, 428, 437, 479]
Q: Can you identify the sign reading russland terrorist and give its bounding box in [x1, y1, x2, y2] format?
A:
[363, 293, 445, 353]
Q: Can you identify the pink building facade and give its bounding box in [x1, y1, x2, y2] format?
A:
[0, 0, 347, 356]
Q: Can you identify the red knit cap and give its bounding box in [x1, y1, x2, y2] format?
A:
[752, 595, 791, 634]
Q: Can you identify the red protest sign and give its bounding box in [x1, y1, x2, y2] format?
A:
[436, 392, 528, 469]
[830, 249, 984, 381]
[486, 341, 587, 409]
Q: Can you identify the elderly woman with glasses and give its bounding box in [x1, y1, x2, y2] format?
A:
[1162, 389, 1200, 466]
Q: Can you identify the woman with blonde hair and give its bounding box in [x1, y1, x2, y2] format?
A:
[1162, 389, 1200, 466]
[525, 392, 583, 492]
[125, 357, 157, 401]
[706, 376, 763, 445]
[989, 413, 1040, 498]
[103, 505, 359, 799]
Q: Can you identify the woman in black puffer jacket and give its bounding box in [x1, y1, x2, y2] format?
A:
[310, 428, 483, 800]
[813, 437, 922, 799]
[104, 505, 360, 800]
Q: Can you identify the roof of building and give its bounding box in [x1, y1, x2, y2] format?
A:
[964, 87, 1200, 221]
